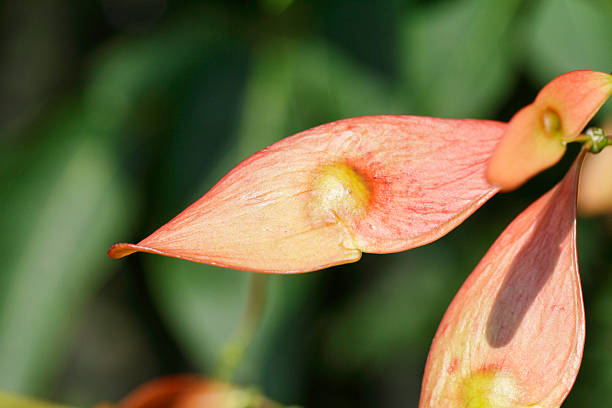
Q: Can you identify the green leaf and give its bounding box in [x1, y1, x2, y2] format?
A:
[0, 12, 229, 394]
[84, 13, 224, 128]
[285, 41, 407, 122]
[0, 114, 135, 394]
[323, 243, 462, 371]
[0, 391, 75, 408]
[401, 0, 521, 117]
[525, 0, 612, 82]
[524, 0, 612, 116]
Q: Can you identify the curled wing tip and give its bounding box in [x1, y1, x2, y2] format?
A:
[107, 243, 156, 259]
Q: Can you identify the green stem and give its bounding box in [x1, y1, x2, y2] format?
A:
[216, 273, 269, 381]
[572, 127, 611, 153]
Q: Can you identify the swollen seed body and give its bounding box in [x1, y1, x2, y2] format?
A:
[108, 115, 505, 272]
[310, 163, 371, 225]
[310, 163, 371, 250]
[541, 109, 562, 137]
[462, 370, 523, 408]
[487, 70, 612, 191]
[420, 153, 585, 408]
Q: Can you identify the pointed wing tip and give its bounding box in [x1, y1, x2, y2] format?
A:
[107, 243, 147, 259]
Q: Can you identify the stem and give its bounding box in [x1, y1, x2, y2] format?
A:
[572, 127, 611, 153]
[216, 273, 269, 381]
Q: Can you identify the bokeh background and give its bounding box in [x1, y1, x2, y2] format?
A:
[1, 0, 612, 406]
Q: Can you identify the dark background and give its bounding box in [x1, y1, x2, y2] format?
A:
[1, 0, 611, 406]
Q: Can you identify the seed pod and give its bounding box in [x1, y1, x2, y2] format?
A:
[420, 152, 586, 408]
[488, 70, 612, 191]
[109, 115, 505, 273]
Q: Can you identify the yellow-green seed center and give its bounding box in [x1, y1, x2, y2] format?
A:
[310, 163, 370, 226]
[541, 108, 562, 137]
[462, 371, 522, 408]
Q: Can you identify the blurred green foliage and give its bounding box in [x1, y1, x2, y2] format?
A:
[0, 0, 611, 407]
[0, 391, 73, 408]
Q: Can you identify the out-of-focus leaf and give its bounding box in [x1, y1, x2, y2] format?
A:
[84, 12, 225, 131]
[525, 0, 612, 103]
[0, 8, 226, 395]
[401, 0, 520, 117]
[285, 41, 407, 123]
[259, 0, 294, 15]
[0, 114, 135, 394]
[322, 0, 400, 81]
[323, 243, 462, 371]
[0, 391, 74, 408]
[0, 0, 74, 136]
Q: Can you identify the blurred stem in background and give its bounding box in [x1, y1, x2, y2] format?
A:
[216, 274, 269, 382]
